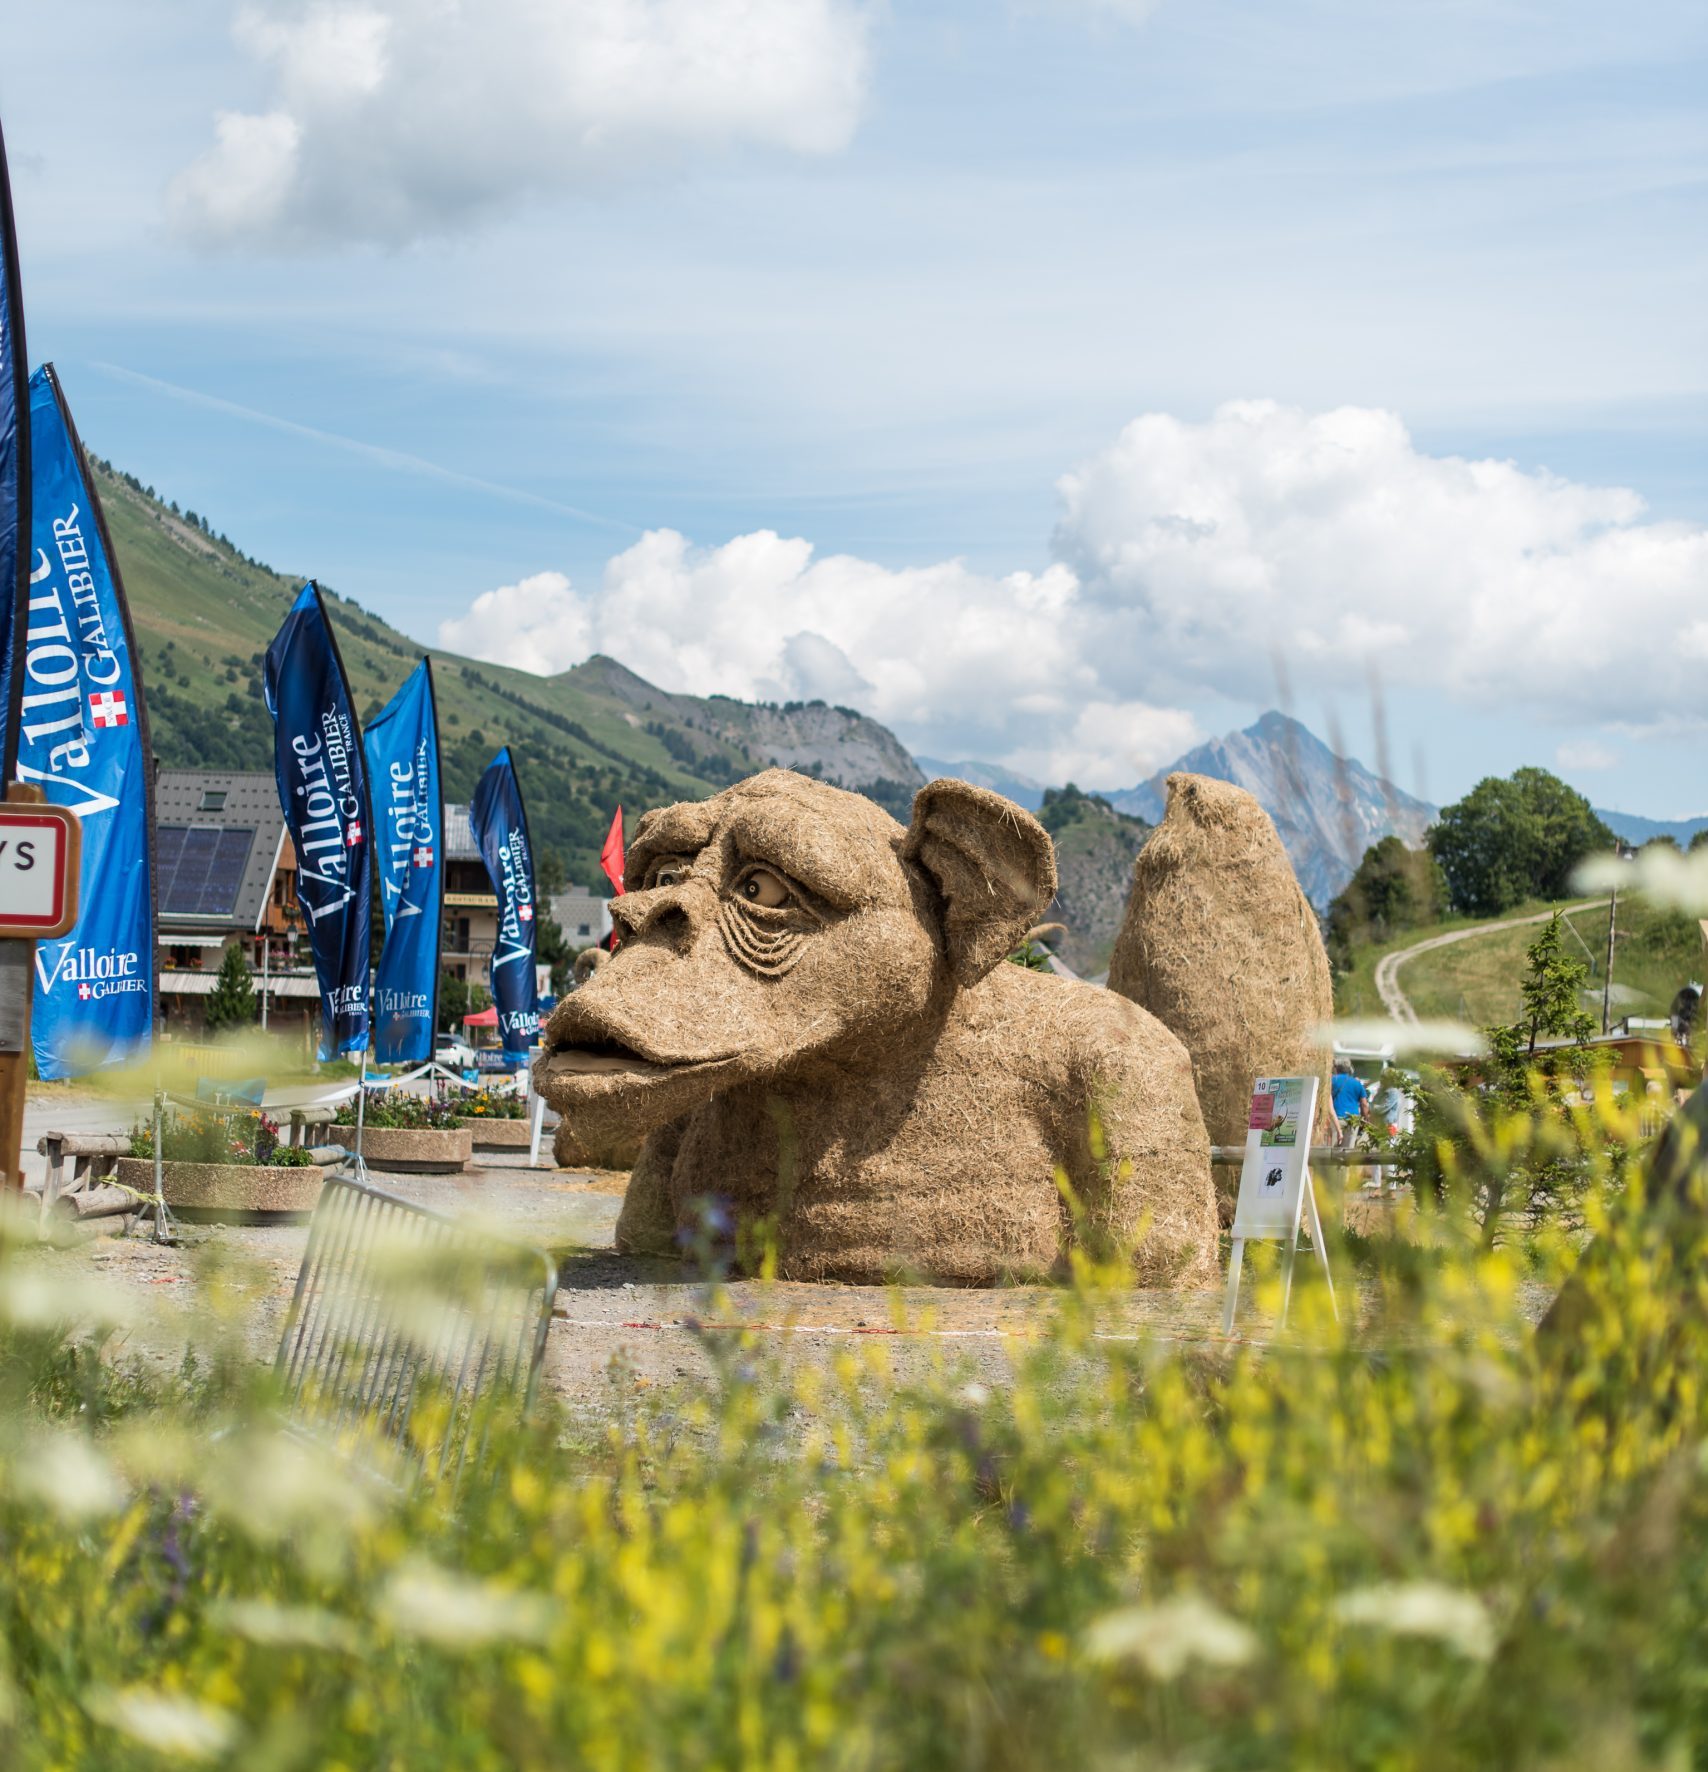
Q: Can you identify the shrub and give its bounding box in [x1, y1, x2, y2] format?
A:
[127, 1109, 289, 1166]
[1394, 913, 1620, 1240]
[5, 1089, 1708, 1766]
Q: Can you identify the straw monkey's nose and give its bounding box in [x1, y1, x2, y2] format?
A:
[610, 879, 713, 955]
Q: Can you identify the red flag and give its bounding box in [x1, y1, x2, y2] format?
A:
[599, 807, 624, 950]
[600, 806, 624, 893]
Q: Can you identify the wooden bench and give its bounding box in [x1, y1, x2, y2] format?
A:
[33, 1132, 131, 1219]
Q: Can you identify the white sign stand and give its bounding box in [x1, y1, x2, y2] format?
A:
[1220, 1074, 1337, 1336]
[526, 1042, 547, 1168]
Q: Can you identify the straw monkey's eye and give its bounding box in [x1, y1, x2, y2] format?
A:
[646, 857, 693, 889]
[738, 868, 790, 909]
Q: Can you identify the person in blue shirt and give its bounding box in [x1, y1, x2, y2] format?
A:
[1331, 1059, 1371, 1148]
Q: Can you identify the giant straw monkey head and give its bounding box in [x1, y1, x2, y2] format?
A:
[536, 770, 1057, 1140]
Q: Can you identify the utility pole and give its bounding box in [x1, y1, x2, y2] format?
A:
[1602, 887, 1618, 1036]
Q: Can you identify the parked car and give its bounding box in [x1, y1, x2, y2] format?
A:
[434, 1034, 477, 1070]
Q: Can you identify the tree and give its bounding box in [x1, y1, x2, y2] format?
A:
[1405, 911, 1601, 1240]
[536, 846, 568, 898]
[1490, 910, 1596, 1080]
[438, 971, 489, 1031]
[1510, 767, 1617, 898]
[1429, 768, 1615, 916]
[1325, 835, 1446, 970]
[204, 943, 257, 1036]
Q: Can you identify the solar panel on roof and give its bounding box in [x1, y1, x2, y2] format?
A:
[157, 824, 256, 918]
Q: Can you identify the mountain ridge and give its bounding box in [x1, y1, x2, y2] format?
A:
[1593, 808, 1708, 847]
[88, 456, 923, 883]
[1094, 710, 1436, 906]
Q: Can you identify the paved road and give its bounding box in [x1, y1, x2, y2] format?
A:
[1374, 899, 1608, 1024]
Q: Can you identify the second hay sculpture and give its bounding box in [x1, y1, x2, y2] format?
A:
[1107, 772, 1334, 1171]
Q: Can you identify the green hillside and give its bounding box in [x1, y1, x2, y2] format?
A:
[1336, 895, 1701, 1028]
[89, 458, 921, 885]
[1034, 785, 1151, 976]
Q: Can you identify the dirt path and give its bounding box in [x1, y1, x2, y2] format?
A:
[1374, 899, 1607, 1024]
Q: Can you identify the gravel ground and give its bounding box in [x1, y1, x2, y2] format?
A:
[25, 1154, 1233, 1413]
[16, 1100, 1556, 1427]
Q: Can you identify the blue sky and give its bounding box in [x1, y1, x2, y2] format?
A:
[4, 0, 1705, 812]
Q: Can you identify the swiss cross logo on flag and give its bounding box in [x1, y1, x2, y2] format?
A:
[412, 845, 434, 869]
[89, 691, 128, 729]
[346, 822, 363, 847]
[78, 982, 92, 1001]
[518, 903, 533, 922]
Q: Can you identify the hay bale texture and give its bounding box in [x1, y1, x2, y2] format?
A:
[553, 948, 645, 1167]
[536, 769, 1219, 1286]
[1107, 772, 1333, 1159]
[552, 1116, 643, 1173]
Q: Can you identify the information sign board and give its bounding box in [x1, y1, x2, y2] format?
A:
[1221, 1073, 1337, 1335]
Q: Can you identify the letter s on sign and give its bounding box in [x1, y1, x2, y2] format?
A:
[16, 841, 34, 872]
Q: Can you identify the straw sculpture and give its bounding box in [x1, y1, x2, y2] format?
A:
[1107, 772, 1333, 1192]
[549, 947, 645, 1167]
[536, 770, 1218, 1285]
[551, 1116, 643, 1173]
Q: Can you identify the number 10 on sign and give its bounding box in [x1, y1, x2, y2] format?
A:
[1221, 1073, 1337, 1335]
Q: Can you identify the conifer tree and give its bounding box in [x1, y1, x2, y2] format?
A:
[204, 943, 257, 1036]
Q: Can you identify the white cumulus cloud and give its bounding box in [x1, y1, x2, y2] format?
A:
[439, 400, 1708, 788]
[438, 530, 1197, 784]
[1054, 400, 1708, 724]
[172, 0, 874, 246]
[1555, 739, 1619, 773]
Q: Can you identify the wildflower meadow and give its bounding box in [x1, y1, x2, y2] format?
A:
[2, 1086, 1707, 1770]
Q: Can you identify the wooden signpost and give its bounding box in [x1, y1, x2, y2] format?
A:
[1220, 1073, 1337, 1336]
[0, 788, 81, 1189]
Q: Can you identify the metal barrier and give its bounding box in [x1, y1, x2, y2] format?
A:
[273, 1173, 559, 1485]
[159, 1042, 275, 1084]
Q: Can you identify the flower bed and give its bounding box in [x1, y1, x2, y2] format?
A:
[456, 1086, 528, 1122]
[456, 1086, 535, 1150]
[129, 1107, 316, 1169]
[114, 1155, 326, 1221]
[329, 1090, 472, 1173]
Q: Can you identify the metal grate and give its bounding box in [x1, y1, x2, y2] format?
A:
[273, 1174, 559, 1485]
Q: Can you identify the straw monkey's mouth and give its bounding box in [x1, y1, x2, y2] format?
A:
[538, 1012, 744, 1084]
[542, 1038, 739, 1074]
[545, 1038, 666, 1077]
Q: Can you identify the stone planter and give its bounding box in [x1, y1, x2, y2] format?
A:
[116, 1156, 327, 1223]
[350, 1124, 472, 1174]
[463, 1115, 533, 1152]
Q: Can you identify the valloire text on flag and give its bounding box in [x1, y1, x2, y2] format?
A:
[24, 366, 155, 1078]
[264, 583, 372, 1058]
[363, 657, 442, 1064]
[469, 746, 539, 1059]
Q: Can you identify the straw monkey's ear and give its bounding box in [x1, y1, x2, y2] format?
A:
[903, 780, 1058, 988]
